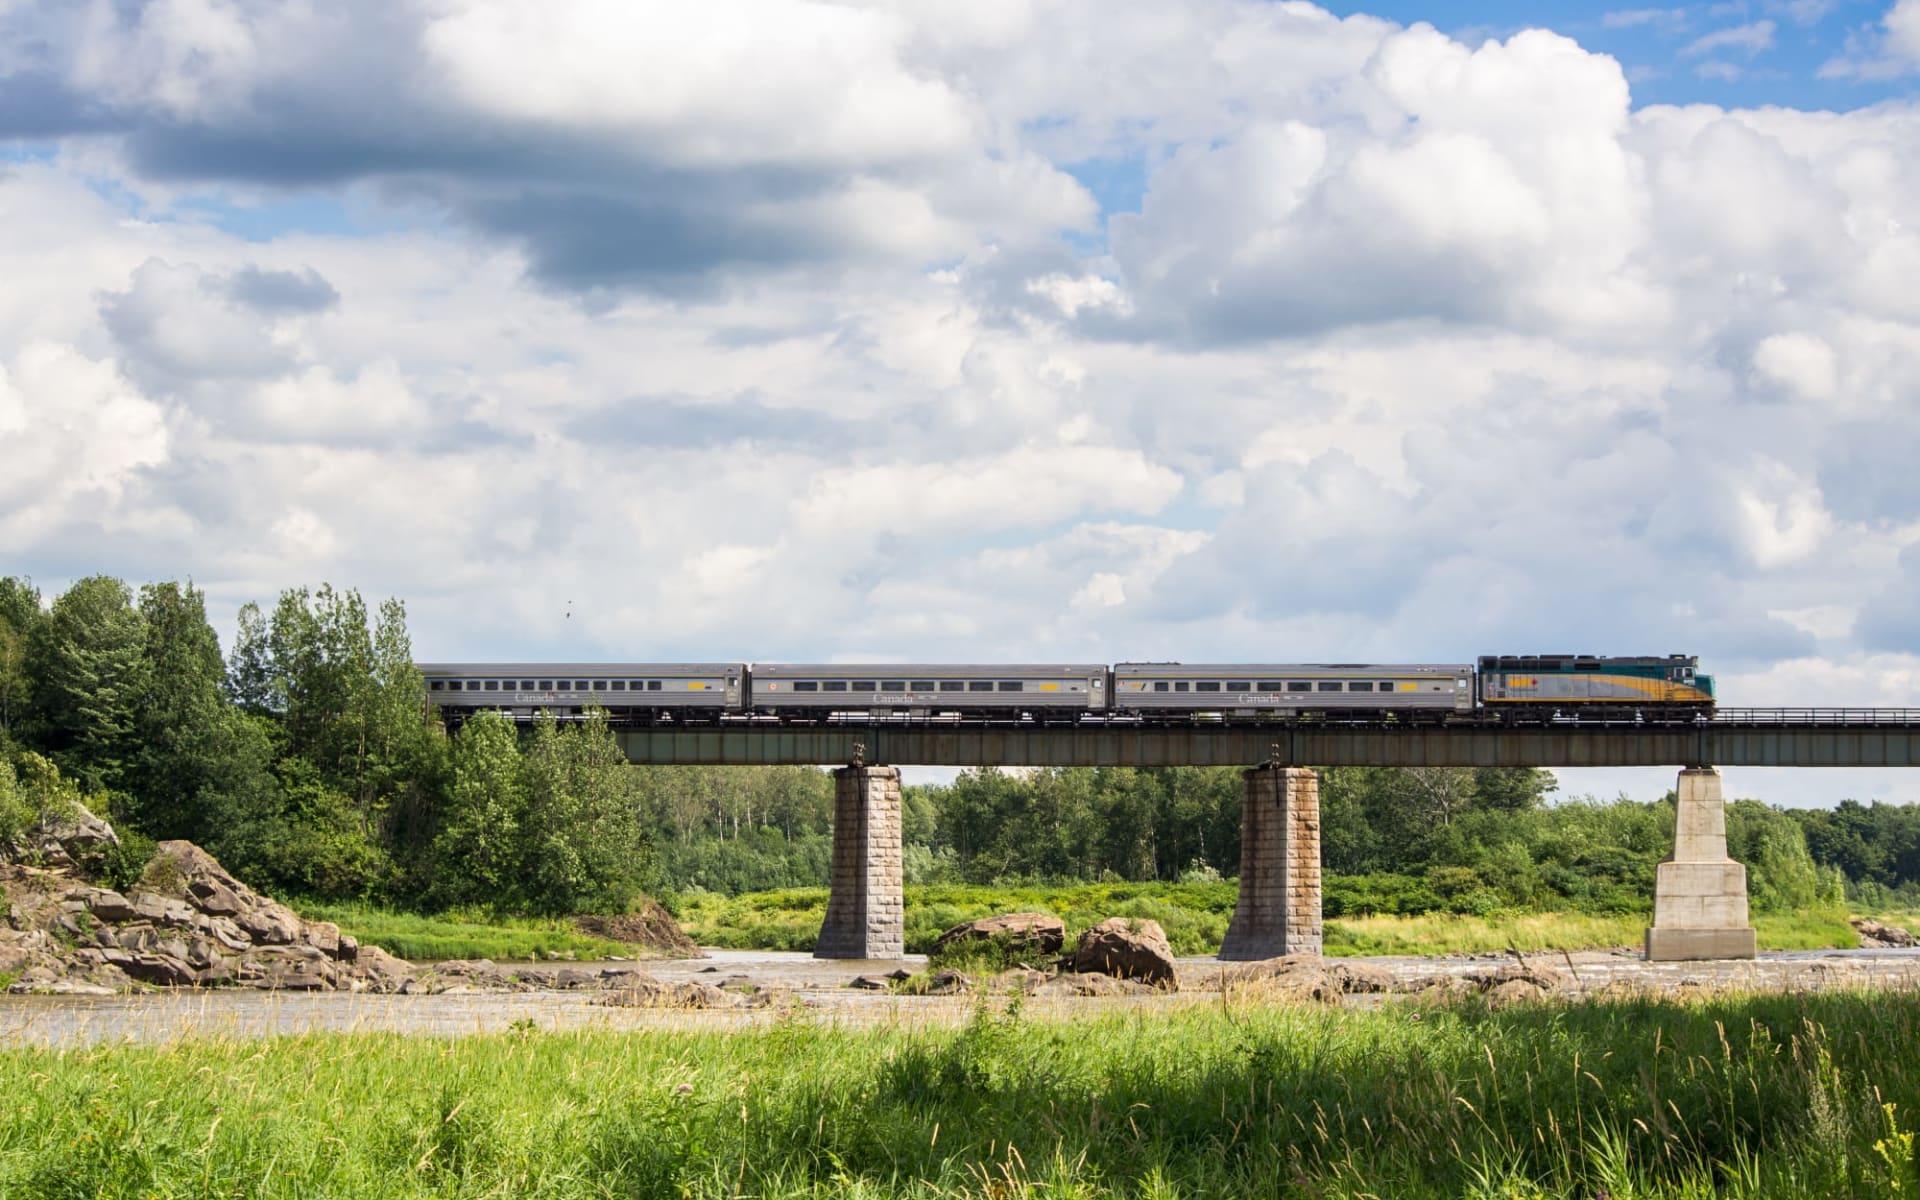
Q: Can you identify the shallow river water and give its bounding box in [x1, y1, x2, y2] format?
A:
[6, 947, 1919, 1048]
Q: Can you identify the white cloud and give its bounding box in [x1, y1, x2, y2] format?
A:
[1, 4, 1919, 805]
[1682, 19, 1777, 57]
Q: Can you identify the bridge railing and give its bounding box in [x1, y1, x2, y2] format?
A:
[1710, 708, 1920, 726]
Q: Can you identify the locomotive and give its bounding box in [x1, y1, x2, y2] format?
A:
[419, 653, 1713, 724]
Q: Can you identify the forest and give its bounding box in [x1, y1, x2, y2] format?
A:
[5, 574, 1920, 920]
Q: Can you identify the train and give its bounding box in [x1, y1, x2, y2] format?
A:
[418, 653, 1715, 725]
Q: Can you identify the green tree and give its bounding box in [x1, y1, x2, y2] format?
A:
[32, 576, 148, 790]
[518, 712, 649, 913]
[123, 581, 228, 839]
[224, 601, 276, 715]
[431, 710, 526, 907]
[0, 577, 44, 751]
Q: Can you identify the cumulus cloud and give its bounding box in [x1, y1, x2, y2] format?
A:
[1, 3, 1919, 808]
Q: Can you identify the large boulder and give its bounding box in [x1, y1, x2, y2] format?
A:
[1065, 917, 1178, 988]
[1854, 919, 1916, 949]
[23, 802, 119, 870]
[934, 912, 1066, 958]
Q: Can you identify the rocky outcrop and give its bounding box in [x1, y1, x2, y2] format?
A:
[18, 802, 119, 871]
[1854, 918, 1916, 949]
[1063, 917, 1178, 988]
[934, 912, 1066, 958]
[598, 971, 787, 1009]
[1, 839, 420, 995]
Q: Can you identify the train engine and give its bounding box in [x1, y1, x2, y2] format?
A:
[1477, 654, 1714, 719]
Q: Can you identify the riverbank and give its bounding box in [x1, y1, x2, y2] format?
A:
[5, 984, 1920, 1197]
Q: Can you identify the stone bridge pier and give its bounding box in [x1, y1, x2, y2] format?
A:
[1646, 766, 1757, 961]
[1220, 764, 1323, 960]
[814, 764, 905, 959]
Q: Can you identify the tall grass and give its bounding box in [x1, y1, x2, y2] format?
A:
[3, 990, 1919, 1196]
[678, 883, 1859, 957]
[296, 904, 631, 962]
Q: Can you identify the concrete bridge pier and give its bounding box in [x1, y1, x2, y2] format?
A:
[1219, 764, 1323, 960]
[1645, 767, 1758, 961]
[814, 764, 905, 959]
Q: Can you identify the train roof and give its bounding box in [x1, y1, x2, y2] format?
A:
[1113, 662, 1471, 673]
[416, 663, 741, 674]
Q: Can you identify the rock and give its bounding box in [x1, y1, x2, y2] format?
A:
[1065, 917, 1178, 988]
[81, 888, 138, 923]
[355, 944, 412, 989]
[1222, 955, 1343, 1004]
[1464, 962, 1568, 995]
[1485, 978, 1552, 1008]
[131, 893, 199, 929]
[934, 912, 1067, 957]
[1034, 971, 1155, 997]
[25, 802, 119, 869]
[599, 975, 736, 1008]
[555, 968, 596, 989]
[152, 841, 246, 894]
[994, 968, 1049, 994]
[120, 953, 200, 987]
[302, 921, 342, 957]
[847, 975, 887, 990]
[337, 933, 360, 963]
[237, 903, 302, 946]
[886, 968, 913, 982]
[187, 878, 245, 917]
[1854, 919, 1916, 949]
[1330, 962, 1395, 994]
[924, 969, 973, 996]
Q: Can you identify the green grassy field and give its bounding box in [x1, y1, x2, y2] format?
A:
[5, 990, 1919, 1197]
[677, 883, 1863, 957]
[295, 904, 631, 962]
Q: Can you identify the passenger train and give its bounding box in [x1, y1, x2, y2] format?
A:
[418, 654, 1714, 725]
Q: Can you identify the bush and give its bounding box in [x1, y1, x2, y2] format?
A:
[95, 830, 157, 893]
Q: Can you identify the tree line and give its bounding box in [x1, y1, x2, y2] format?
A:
[6, 573, 1918, 917]
[0, 576, 647, 913]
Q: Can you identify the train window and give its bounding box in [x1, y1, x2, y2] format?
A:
[1174, 681, 1190, 692]
[647, 681, 663, 691]
[823, 681, 848, 692]
[794, 681, 819, 692]
[520, 681, 535, 690]
[939, 681, 965, 692]
[430, 681, 444, 691]
[882, 680, 906, 691]
[1195, 681, 1221, 692]
[611, 681, 626, 691]
[1318, 681, 1341, 692]
[1153, 681, 1169, 692]
[1287, 682, 1312, 693]
[538, 681, 553, 690]
[999, 681, 1023, 692]
[1224, 681, 1250, 692]
[968, 681, 994, 692]
[1258, 681, 1284, 691]
[911, 681, 936, 691]
[593, 680, 608, 691]
[850, 680, 877, 691]
[1349, 681, 1374, 692]
[485, 681, 500, 691]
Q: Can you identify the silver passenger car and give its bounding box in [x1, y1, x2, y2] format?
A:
[419, 663, 745, 716]
[1111, 663, 1473, 714]
[749, 664, 1106, 715]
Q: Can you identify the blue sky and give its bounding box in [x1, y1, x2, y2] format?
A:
[2, 0, 1918, 804]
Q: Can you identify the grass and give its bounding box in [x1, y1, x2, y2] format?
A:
[678, 881, 1236, 956]
[678, 882, 1862, 957]
[4, 989, 1920, 1196]
[294, 903, 632, 962]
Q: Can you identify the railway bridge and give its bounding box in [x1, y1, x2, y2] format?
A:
[604, 710, 1920, 964]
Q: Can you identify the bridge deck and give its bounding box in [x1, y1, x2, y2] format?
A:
[608, 711, 1920, 767]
